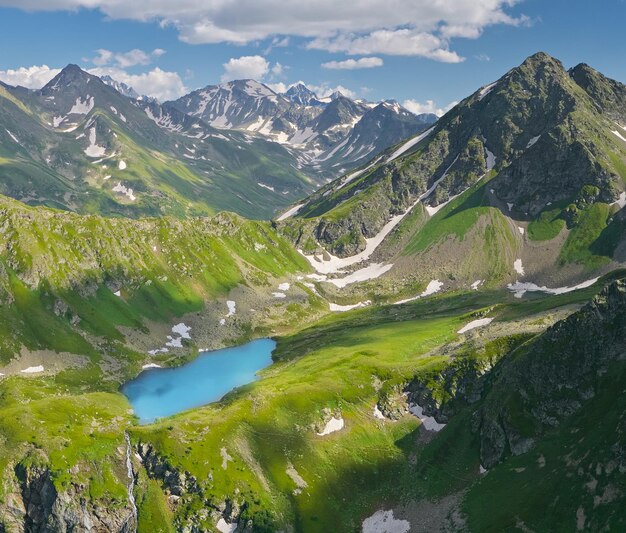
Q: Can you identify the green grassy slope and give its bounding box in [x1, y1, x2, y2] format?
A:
[0, 69, 315, 220]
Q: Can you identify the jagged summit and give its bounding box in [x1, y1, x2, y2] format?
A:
[41, 63, 95, 94]
[284, 83, 321, 106]
[169, 76, 434, 177]
[100, 75, 140, 99]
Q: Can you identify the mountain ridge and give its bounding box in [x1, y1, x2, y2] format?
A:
[277, 51, 626, 293]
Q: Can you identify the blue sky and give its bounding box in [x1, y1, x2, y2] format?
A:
[0, 0, 624, 112]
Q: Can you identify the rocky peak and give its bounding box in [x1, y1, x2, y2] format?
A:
[569, 62, 626, 122]
[100, 75, 140, 99]
[41, 64, 94, 94]
[284, 83, 321, 106]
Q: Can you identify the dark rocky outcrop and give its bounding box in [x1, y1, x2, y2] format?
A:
[473, 279, 626, 468]
[1, 461, 135, 533]
[136, 442, 201, 498]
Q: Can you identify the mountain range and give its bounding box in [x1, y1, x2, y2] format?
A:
[169, 79, 435, 175]
[0, 67, 434, 219]
[0, 51, 625, 532]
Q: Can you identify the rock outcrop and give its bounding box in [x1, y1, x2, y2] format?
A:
[473, 279, 626, 468]
[0, 461, 135, 532]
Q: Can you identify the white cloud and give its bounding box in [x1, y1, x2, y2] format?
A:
[264, 36, 290, 54]
[309, 30, 463, 62]
[0, 65, 60, 88]
[322, 57, 383, 70]
[3, 1, 528, 62]
[271, 62, 284, 76]
[88, 67, 187, 101]
[221, 55, 269, 82]
[266, 82, 288, 93]
[89, 48, 166, 68]
[402, 98, 458, 117]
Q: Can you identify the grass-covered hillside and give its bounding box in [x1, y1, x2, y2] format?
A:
[0, 193, 318, 381]
[0, 66, 315, 220]
[0, 50, 625, 533]
[1, 250, 622, 531]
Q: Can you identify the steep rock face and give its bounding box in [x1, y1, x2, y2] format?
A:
[170, 79, 435, 181]
[473, 280, 626, 468]
[1, 462, 134, 533]
[136, 442, 201, 498]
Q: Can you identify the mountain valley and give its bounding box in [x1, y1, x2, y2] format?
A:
[0, 51, 625, 532]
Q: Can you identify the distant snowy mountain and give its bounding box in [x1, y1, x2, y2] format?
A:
[100, 75, 140, 99]
[169, 80, 436, 178]
[284, 83, 323, 106]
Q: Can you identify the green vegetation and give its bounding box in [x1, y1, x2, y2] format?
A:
[528, 205, 566, 240]
[559, 202, 611, 268]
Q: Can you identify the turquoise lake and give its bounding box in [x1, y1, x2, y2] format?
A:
[122, 338, 276, 424]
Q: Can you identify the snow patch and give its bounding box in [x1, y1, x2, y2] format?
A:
[5, 129, 19, 143]
[386, 127, 434, 163]
[69, 96, 94, 115]
[518, 226, 525, 235]
[277, 203, 304, 221]
[301, 199, 420, 275]
[362, 510, 410, 533]
[373, 405, 386, 420]
[257, 182, 275, 192]
[526, 135, 541, 148]
[317, 416, 344, 436]
[394, 280, 443, 305]
[611, 129, 626, 143]
[118, 160, 127, 170]
[216, 518, 237, 533]
[278, 282, 290, 291]
[172, 323, 191, 339]
[142, 363, 162, 369]
[329, 301, 371, 312]
[112, 182, 136, 201]
[408, 403, 446, 432]
[21, 365, 44, 374]
[84, 127, 106, 158]
[471, 280, 484, 291]
[513, 259, 525, 276]
[478, 81, 497, 101]
[226, 300, 236, 316]
[507, 278, 599, 298]
[272, 292, 287, 298]
[612, 192, 626, 209]
[458, 318, 494, 334]
[165, 336, 182, 348]
[485, 147, 496, 171]
[325, 263, 393, 288]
